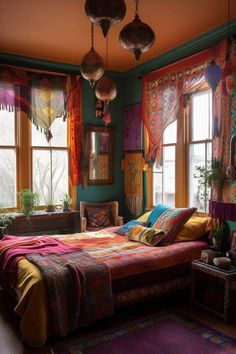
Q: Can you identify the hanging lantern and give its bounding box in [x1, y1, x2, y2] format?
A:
[204, 60, 222, 92]
[119, 0, 155, 61]
[85, 0, 126, 38]
[81, 23, 105, 88]
[95, 76, 117, 102]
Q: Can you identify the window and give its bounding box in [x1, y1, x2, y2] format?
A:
[189, 90, 212, 211]
[32, 118, 69, 205]
[0, 109, 70, 209]
[0, 110, 17, 208]
[151, 89, 212, 211]
[153, 121, 176, 207]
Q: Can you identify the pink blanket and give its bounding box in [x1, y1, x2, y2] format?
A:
[0, 235, 75, 294]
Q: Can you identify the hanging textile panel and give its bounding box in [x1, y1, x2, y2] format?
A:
[123, 103, 143, 151]
[123, 152, 145, 216]
[30, 74, 67, 140]
[141, 42, 231, 166]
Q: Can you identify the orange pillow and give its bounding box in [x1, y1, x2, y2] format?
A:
[174, 215, 209, 242]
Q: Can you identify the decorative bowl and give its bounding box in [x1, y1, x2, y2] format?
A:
[213, 257, 232, 269]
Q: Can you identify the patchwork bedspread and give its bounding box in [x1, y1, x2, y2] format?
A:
[0, 229, 208, 346]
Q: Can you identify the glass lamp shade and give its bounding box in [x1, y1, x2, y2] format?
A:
[81, 47, 105, 88]
[95, 76, 117, 102]
[85, 0, 126, 37]
[119, 14, 155, 61]
[204, 61, 222, 92]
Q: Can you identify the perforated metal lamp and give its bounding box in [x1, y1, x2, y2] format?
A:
[80, 23, 105, 88]
[85, 0, 126, 37]
[204, 60, 222, 92]
[119, 0, 155, 60]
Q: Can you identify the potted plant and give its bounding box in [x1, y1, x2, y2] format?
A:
[211, 219, 225, 250]
[0, 211, 14, 238]
[46, 201, 56, 212]
[194, 158, 226, 210]
[62, 193, 72, 212]
[18, 189, 39, 217]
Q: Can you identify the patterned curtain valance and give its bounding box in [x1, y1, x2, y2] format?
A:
[142, 40, 229, 166]
[0, 66, 67, 141]
[0, 65, 83, 185]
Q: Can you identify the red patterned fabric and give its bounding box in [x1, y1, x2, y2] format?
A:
[142, 40, 230, 167]
[86, 206, 111, 228]
[67, 76, 83, 185]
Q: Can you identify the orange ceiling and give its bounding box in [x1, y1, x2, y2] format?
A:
[0, 0, 235, 72]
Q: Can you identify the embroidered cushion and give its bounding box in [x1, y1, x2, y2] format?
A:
[174, 215, 210, 242]
[136, 211, 151, 222]
[86, 206, 111, 228]
[114, 220, 149, 236]
[153, 207, 197, 245]
[127, 225, 166, 246]
[147, 204, 170, 227]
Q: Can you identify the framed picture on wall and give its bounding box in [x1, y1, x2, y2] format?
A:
[123, 103, 143, 151]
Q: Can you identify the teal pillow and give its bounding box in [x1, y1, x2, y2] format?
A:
[147, 204, 170, 227]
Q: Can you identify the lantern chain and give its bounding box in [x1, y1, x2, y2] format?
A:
[91, 22, 94, 48]
[135, 0, 139, 16]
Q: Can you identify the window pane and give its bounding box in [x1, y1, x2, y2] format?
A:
[0, 110, 15, 146]
[32, 150, 51, 205]
[163, 146, 175, 207]
[189, 143, 211, 211]
[52, 150, 68, 203]
[0, 149, 17, 207]
[192, 91, 212, 141]
[32, 149, 68, 205]
[32, 117, 67, 147]
[153, 173, 162, 205]
[163, 120, 177, 144]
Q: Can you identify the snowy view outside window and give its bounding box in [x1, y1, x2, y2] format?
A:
[0, 110, 17, 208]
[32, 117, 68, 206]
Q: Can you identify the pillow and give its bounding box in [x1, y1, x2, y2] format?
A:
[137, 211, 151, 222]
[153, 207, 197, 245]
[86, 206, 111, 228]
[127, 225, 166, 246]
[174, 216, 210, 243]
[147, 204, 170, 227]
[114, 220, 149, 235]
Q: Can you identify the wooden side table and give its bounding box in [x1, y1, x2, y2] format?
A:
[191, 259, 236, 323]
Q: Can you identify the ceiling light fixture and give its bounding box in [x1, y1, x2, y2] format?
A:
[85, 0, 126, 38]
[119, 0, 155, 61]
[80, 22, 105, 88]
[95, 36, 117, 125]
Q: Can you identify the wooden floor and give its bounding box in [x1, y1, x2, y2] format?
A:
[0, 289, 236, 354]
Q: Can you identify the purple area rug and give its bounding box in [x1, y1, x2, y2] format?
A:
[51, 312, 236, 354]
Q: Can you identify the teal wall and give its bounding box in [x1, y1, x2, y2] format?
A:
[77, 75, 125, 216]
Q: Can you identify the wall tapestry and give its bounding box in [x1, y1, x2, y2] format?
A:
[123, 103, 143, 151]
[123, 152, 145, 216]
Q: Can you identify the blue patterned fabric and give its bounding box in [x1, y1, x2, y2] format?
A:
[114, 220, 149, 236]
[147, 204, 170, 227]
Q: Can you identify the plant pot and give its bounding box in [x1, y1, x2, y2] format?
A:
[46, 205, 56, 212]
[212, 237, 222, 250]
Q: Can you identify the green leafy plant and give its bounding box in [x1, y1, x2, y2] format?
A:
[194, 158, 226, 210]
[18, 189, 39, 217]
[62, 193, 72, 211]
[0, 209, 15, 237]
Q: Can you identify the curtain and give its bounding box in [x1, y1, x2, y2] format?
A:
[0, 65, 83, 185]
[142, 40, 230, 168]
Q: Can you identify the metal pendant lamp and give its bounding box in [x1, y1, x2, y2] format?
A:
[85, 0, 126, 38]
[95, 36, 117, 125]
[80, 23, 105, 88]
[119, 0, 155, 61]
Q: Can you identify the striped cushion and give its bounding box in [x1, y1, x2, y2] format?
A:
[153, 207, 197, 245]
[86, 206, 111, 228]
[127, 225, 166, 246]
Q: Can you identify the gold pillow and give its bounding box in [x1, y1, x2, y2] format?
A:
[174, 215, 209, 242]
[136, 211, 151, 222]
[127, 225, 165, 246]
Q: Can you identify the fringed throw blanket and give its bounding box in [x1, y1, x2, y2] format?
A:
[26, 250, 114, 338]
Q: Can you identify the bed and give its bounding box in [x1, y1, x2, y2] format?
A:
[0, 226, 208, 347]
